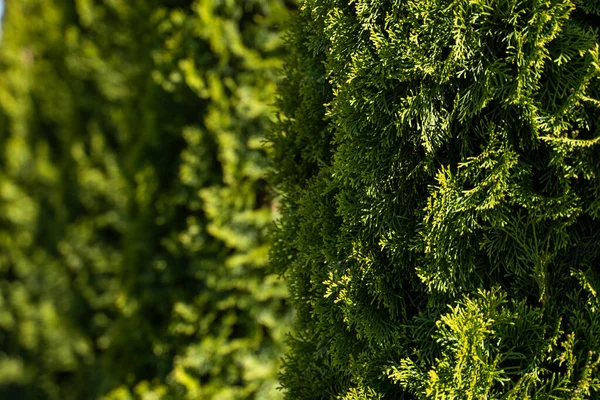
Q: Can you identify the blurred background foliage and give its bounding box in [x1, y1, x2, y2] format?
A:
[0, 0, 294, 398]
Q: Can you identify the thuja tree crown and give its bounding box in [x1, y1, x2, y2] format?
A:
[271, 0, 600, 398]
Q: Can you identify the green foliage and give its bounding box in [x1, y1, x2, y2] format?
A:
[0, 0, 293, 398]
[271, 0, 600, 398]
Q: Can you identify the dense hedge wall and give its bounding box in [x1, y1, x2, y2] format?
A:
[271, 0, 600, 398]
[0, 0, 292, 398]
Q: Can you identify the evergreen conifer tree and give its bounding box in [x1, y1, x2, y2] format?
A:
[0, 0, 293, 398]
[271, 0, 600, 398]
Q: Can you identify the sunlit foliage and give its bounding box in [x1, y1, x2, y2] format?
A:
[0, 0, 293, 398]
[271, 0, 600, 398]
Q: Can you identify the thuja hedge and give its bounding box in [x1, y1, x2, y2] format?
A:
[0, 0, 292, 399]
[271, 0, 600, 398]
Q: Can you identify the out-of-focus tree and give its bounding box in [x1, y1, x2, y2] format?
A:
[0, 0, 293, 399]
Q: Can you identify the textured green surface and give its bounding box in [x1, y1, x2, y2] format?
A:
[0, 0, 292, 398]
[271, 0, 600, 398]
